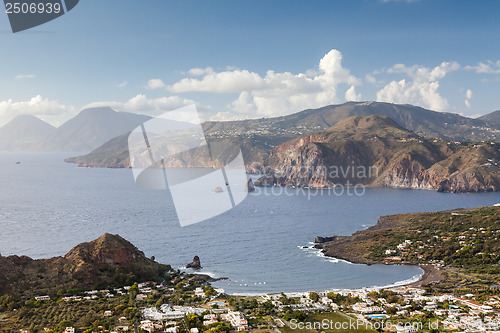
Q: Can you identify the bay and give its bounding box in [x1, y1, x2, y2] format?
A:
[1, 152, 500, 294]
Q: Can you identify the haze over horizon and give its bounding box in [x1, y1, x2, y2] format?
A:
[1, 1, 500, 127]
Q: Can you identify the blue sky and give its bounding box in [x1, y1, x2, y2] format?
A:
[1, 0, 500, 126]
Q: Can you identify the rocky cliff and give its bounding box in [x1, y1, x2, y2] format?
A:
[255, 115, 500, 193]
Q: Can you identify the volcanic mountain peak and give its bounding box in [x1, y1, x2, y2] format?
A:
[64, 233, 146, 266]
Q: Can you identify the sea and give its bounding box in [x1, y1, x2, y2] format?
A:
[2, 152, 500, 295]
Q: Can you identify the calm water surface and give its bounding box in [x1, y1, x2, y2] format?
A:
[2, 152, 500, 294]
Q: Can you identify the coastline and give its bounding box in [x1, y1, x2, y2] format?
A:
[215, 246, 429, 297]
[408, 264, 442, 287]
[217, 268, 427, 297]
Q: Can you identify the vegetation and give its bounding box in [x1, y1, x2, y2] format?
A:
[317, 206, 500, 290]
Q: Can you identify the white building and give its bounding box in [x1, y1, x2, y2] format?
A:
[195, 287, 204, 296]
[225, 311, 248, 331]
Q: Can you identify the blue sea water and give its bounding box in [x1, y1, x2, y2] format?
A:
[1, 152, 500, 294]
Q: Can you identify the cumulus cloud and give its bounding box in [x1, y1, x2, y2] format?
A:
[168, 70, 266, 93]
[345, 86, 362, 101]
[155, 49, 360, 117]
[147, 78, 167, 90]
[117, 81, 128, 88]
[82, 94, 211, 118]
[376, 62, 460, 111]
[14, 74, 35, 80]
[0, 95, 73, 119]
[465, 60, 500, 74]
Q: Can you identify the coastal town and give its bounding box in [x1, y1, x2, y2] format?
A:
[6, 270, 499, 333]
[1, 206, 498, 332]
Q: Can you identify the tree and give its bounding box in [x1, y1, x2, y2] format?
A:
[309, 292, 319, 302]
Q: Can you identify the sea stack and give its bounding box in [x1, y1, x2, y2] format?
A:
[186, 255, 202, 269]
[245, 178, 255, 192]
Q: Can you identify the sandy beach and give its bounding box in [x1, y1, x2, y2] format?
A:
[409, 264, 443, 287]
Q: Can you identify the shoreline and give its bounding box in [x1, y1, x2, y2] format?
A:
[208, 252, 431, 297]
[408, 264, 442, 287]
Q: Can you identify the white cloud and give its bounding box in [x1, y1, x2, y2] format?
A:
[168, 70, 266, 93]
[365, 73, 385, 87]
[466, 89, 473, 100]
[465, 89, 472, 108]
[118, 81, 128, 88]
[160, 49, 361, 117]
[0, 95, 73, 119]
[82, 94, 211, 118]
[188, 66, 214, 76]
[376, 62, 460, 111]
[465, 60, 500, 74]
[210, 111, 251, 121]
[14, 74, 35, 80]
[345, 86, 362, 101]
[365, 74, 377, 84]
[147, 78, 167, 90]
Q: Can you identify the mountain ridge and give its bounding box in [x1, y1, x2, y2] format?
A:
[255, 115, 500, 193]
[65, 101, 500, 168]
[0, 114, 55, 151]
[0, 107, 151, 152]
[40, 107, 151, 151]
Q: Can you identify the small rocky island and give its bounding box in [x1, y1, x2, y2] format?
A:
[186, 255, 202, 269]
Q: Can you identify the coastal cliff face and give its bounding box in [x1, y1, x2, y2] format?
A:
[0, 234, 171, 297]
[255, 115, 500, 193]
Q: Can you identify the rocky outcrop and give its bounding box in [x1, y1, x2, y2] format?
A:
[0, 234, 171, 297]
[255, 116, 500, 193]
[245, 178, 255, 192]
[186, 256, 202, 269]
[314, 236, 335, 243]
